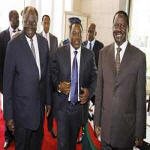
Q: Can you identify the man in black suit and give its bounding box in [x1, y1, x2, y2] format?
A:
[41, 14, 58, 138]
[83, 23, 104, 68]
[0, 10, 19, 149]
[50, 21, 97, 150]
[61, 17, 81, 46]
[3, 6, 51, 150]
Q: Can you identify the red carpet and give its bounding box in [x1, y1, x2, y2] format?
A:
[0, 110, 83, 150]
[0, 95, 100, 150]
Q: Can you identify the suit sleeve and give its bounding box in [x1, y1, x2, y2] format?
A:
[46, 42, 52, 106]
[0, 33, 6, 93]
[55, 37, 58, 49]
[135, 53, 146, 139]
[49, 50, 59, 91]
[94, 50, 103, 126]
[3, 42, 16, 121]
[88, 51, 97, 98]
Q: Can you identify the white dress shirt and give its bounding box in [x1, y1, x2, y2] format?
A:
[87, 39, 96, 50]
[26, 34, 41, 79]
[9, 26, 19, 39]
[42, 31, 50, 49]
[68, 45, 81, 102]
[114, 40, 128, 63]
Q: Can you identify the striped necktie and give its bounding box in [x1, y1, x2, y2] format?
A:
[30, 39, 36, 60]
[116, 47, 122, 74]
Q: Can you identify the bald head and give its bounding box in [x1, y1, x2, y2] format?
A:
[87, 23, 97, 41]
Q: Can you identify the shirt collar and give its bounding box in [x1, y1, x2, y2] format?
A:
[42, 31, 49, 36]
[9, 26, 18, 33]
[70, 44, 81, 54]
[115, 40, 128, 51]
[25, 34, 37, 43]
[88, 39, 95, 45]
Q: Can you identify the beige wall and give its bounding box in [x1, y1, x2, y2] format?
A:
[72, 0, 128, 46]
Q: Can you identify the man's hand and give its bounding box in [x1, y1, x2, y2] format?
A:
[94, 125, 101, 137]
[58, 81, 70, 95]
[45, 105, 51, 117]
[135, 138, 143, 147]
[6, 119, 15, 135]
[79, 88, 89, 104]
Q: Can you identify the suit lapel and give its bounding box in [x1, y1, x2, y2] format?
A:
[20, 33, 40, 78]
[79, 47, 85, 86]
[37, 34, 44, 78]
[119, 42, 132, 74]
[93, 40, 97, 51]
[66, 45, 71, 80]
[6, 29, 11, 41]
[49, 33, 53, 50]
[108, 43, 116, 78]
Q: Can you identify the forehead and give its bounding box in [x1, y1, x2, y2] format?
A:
[114, 14, 127, 24]
[43, 16, 50, 22]
[11, 11, 19, 17]
[71, 24, 81, 32]
[24, 10, 37, 21]
[89, 25, 95, 31]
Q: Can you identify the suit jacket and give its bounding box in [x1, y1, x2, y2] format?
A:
[50, 45, 97, 124]
[0, 28, 21, 92]
[3, 32, 51, 130]
[94, 42, 146, 147]
[82, 40, 104, 67]
[40, 32, 58, 53]
[0, 28, 10, 92]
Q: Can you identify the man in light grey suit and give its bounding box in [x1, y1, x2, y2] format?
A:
[41, 14, 58, 138]
[94, 11, 146, 150]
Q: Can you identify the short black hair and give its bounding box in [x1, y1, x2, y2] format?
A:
[42, 15, 50, 22]
[68, 17, 81, 24]
[9, 10, 18, 21]
[113, 10, 129, 27]
[69, 22, 83, 33]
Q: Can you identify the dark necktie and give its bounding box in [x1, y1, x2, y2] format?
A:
[116, 47, 122, 74]
[30, 39, 36, 60]
[70, 51, 78, 104]
[12, 30, 16, 33]
[89, 42, 92, 50]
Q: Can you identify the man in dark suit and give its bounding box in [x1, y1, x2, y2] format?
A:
[94, 11, 146, 150]
[3, 6, 51, 150]
[50, 21, 97, 150]
[0, 10, 19, 149]
[82, 23, 104, 68]
[41, 14, 58, 138]
[61, 17, 81, 46]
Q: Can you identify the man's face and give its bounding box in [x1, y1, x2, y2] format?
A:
[10, 11, 19, 30]
[70, 24, 82, 50]
[42, 16, 50, 33]
[23, 10, 37, 39]
[113, 14, 128, 46]
[87, 25, 96, 41]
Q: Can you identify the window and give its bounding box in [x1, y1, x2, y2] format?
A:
[129, 0, 150, 76]
[129, 0, 150, 143]
[0, 0, 73, 43]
